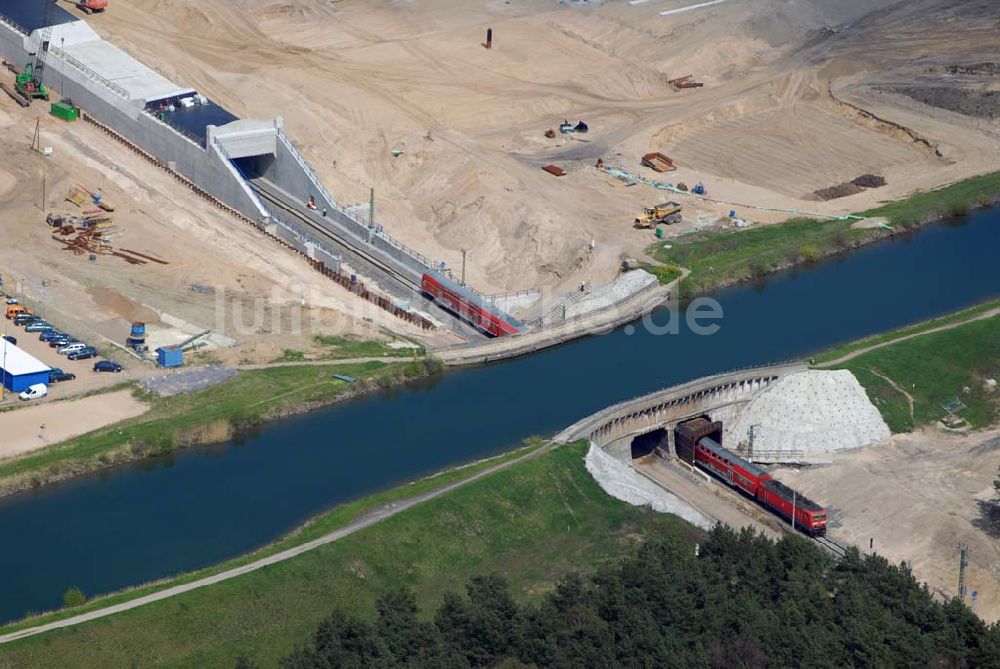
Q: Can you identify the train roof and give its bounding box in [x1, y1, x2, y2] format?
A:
[698, 437, 767, 478]
[425, 270, 523, 328]
[762, 479, 824, 512]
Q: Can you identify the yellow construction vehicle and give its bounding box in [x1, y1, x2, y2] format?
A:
[634, 201, 682, 228]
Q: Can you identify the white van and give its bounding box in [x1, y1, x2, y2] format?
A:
[18, 384, 47, 401]
[58, 342, 86, 355]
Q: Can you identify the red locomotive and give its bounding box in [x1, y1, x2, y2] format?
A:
[694, 436, 827, 536]
[421, 271, 521, 337]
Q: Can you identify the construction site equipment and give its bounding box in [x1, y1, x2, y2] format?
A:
[77, 183, 115, 211]
[50, 100, 79, 121]
[595, 158, 605, 169]
[17, 0, 57, 104]
[71, 0, 108, 14]
[156, 346, 183, 368]
[15, 63, 48, 102]
[692, 182, 707, 196]
[668, 75, 704, 90]
[127, 322, 147, 353]
[641, 152, 676, 173]
[558, 120, 574, 134]
[120, 249, 168, 265]
[0, 82, 29, 108]
[574, 121, 589, 133]
[634, 201, 683, 228]
[542, 164, 566, 177]
[676, 182, 689, 192]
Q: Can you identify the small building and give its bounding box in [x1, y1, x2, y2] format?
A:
[0, 339, 52, 392]
[156, 346, 184, 368]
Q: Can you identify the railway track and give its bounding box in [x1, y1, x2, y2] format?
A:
[814, 535, 848, 558]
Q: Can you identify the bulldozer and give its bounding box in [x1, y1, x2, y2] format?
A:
[634, 201, 682, 228]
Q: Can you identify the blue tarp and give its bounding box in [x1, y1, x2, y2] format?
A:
[0, 0, 76, 34]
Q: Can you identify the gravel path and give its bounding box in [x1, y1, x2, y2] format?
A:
[0, 442, 555, 645]
[816, 307, 999, 367]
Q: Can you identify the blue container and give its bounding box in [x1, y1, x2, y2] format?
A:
[130, 322, 146, 338]
[156, 346, 184, 368]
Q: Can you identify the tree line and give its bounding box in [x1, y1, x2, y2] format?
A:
[238, 526, 1000, 668]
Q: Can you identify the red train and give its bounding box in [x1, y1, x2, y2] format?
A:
[694, 436, 827, 536]
[421, 271, 521, 337]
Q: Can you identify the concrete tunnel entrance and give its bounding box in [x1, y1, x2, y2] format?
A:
[630, 428, 668, 460]
[232, 154, 275, 180]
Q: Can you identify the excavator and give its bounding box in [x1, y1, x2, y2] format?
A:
[71, 0, 108, 14]
[634, 201, 683, 228]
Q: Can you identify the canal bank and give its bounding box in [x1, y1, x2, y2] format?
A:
[0, 206, 997, 623]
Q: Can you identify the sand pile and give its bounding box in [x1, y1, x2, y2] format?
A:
[585, 445, 713, 529]
[727, 370, 891, 458]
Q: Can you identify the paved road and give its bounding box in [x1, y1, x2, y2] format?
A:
[816, 307, 999, 367]
[0, 441, 555, 645]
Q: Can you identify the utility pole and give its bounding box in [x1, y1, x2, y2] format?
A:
[60, 36, 64, 97]
[461, 249, 467, 285]
[747, 424, 760, 461]
[959, 543, 969, 602]
[368, 187, 375, 230]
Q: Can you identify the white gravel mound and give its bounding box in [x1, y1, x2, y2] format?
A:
[727, 370, 890, 458]
[585, 444, 713, 529]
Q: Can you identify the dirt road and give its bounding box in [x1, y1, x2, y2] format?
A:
[0, 390, 148, 460]
[775, 426, 1000, 622]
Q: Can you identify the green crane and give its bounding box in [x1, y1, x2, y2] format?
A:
[15, 0, 57, 102]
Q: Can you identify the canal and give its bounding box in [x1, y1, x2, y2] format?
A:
[1, 209, 998, 623]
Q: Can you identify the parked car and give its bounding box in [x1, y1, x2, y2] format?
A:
[49, 368, 76, 383]
[4, 298, 18, 305]
[58, 342, 87, 355]
[39, 330, 65, 342]
[24, 321, 53, 333]
[67, 347, 98, 361]
[18, 384, 47, 401]
[93, 360, 123, 373]
[2, 335, 15, 345]
[13, 314, 40, 326]
[49, 336, 76, 348]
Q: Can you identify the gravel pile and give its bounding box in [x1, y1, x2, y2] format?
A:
[585, 445, 713, 529]
[727, 370, 890, 459]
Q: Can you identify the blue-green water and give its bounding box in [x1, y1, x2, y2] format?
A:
[1, 210, 998, 623]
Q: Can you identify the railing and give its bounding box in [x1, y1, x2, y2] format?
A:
[48, 46, 130, 99]
[143, 108, 205, 148]
[0, 13, 29, 36]
[213, 139, 270, 219]
[276, 130, 436, 271]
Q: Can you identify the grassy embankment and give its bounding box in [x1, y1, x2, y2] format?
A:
[0, 442, 697, 669]
[0, 357, 438, 496]
[646, 171, 1000, 297]
[830, 312, 1000, 433]
[272, 334, 425, 363]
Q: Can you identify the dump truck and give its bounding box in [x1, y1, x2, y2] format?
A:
[634, 201, 682, 228]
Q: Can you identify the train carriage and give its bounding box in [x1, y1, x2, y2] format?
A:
[756, 479, 827, 536]
[421, 271, 521, 337]
[695, 436, 770, 496]
[692, 435, 828, 537]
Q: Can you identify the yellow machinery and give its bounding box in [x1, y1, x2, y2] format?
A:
[634, 201, 682, 228]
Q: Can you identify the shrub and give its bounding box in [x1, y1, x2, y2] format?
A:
[63, 587, 86, 608]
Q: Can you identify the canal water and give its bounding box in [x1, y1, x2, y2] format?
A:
[1, 209, 998, 622]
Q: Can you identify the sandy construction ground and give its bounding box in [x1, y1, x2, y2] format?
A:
[775, 426, 1000, 622]
[0, 96, 436, 372]
[0, 389, 148, 459]
[64, 0, 1000, 298]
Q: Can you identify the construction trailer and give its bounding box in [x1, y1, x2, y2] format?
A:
[156, 346, 183, 368]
